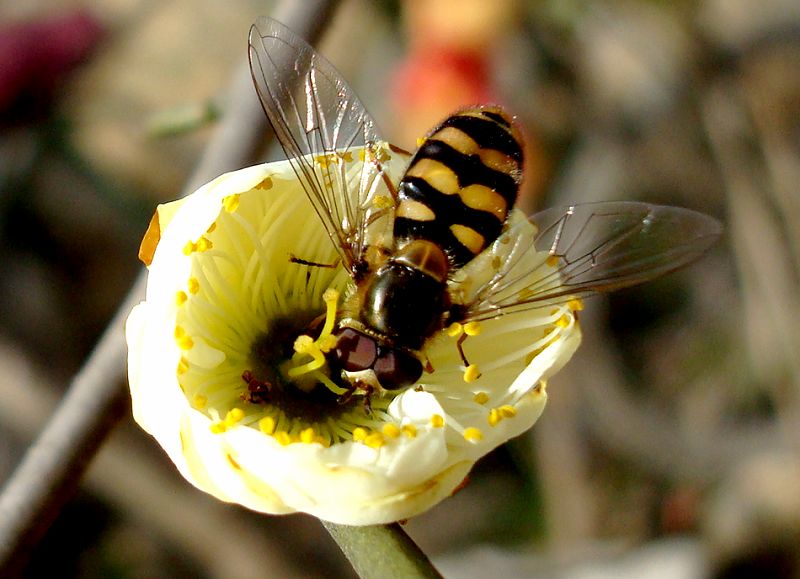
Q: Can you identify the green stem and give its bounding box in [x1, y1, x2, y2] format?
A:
[322, 522, 443, 579]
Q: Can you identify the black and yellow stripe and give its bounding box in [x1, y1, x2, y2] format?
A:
[394, 107, 524, 269]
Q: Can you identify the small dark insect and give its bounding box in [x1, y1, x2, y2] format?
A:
[247, 17, 721, 400]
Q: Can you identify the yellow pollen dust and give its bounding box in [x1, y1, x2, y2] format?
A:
[206, 222, 217, 234]
[473, 391, 490, 405]
[402, 424, 418, 438]
[430, 414, 445, 428]
[176, 357, 189, 375]
[191, 394, 207, 409]
[352, 427, 368, 442]
[546, 254, 559, 268]
[210, 422, 226, 434]
[416, 136, 427, 147]
[187, 277, 200, 294]
[556, 314, 571, 328]
[463, 364, 481, 383]
[463, 427, 483, 442]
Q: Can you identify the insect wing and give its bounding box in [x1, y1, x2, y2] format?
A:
[248, 17, 398, 274]
[456, 202, 722, 321]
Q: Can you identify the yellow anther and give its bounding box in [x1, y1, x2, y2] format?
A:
[255, 177, 273, 190]
[206, 222, 217, 234]
[364, 432, 386, 448]
[499, 404, 517, 418]
[182, 241, 195, 255]
[191, 394, 207, 409]
[463, 364, 481, 383]
[352, 427, 368, 442]
[176, 357, 189, 375]
[195, 237, 213, 252]
[318, 334, 337, 353]
[300, 427, 316, 444]
[224, 408, 244, 426]
[463, 321, 481, 336]
[293, 335, 314, 354]
[288, 336, 325, 377]
[174, 327, 193, 350]
[473, 391, 490, 405]
[430, 414, 445, 428]
[259, 416, 276, 435]
[382, 424, 401, 439]
[556, 314, 571, 328]
[488, 408, 502, 427]
[274, 431, 292, 446]
[187, 277, 200, 294]
[210, 422, 226, 434]
[546, 254, 559, 267]
[338, 151, 353, 162]
[463, 427, 483, 442]
[416, 136, 427, 148]
[175, 290, 188, 306]
[401, 424, 418, 438]
[223, 194, 241, 212]
[568, 298, 584, 311]
[447, 323, 463, 337]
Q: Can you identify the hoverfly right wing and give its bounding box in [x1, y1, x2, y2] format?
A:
[455, 202, 722, 322]
[248, 17, 400, 275]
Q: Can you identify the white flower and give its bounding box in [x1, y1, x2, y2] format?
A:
[126, 146, 581, 525]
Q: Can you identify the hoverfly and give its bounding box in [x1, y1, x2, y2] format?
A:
[247, 17, 721, 401]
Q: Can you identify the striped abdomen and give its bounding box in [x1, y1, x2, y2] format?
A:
[394, 106, 524, 269]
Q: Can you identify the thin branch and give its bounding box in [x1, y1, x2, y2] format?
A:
[0, 0, 340, 573]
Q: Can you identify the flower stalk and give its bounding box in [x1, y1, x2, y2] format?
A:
[323, 521, 443, 579]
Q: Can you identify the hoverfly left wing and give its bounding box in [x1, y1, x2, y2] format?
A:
[248, 17, 400, 275]
[454, 202, 722, 322]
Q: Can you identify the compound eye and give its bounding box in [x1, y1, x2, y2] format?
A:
[374, 348, 423, 391]
[332, 328, 377, 372]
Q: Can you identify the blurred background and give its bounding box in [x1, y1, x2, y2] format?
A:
[1, 0, 798, 577]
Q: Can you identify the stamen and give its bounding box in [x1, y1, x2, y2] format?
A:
[402, 424, 418, 438]
[430, 414, 445, 428]
[382, 423, 401, 439]
[473, 391, 489, 405]
[463, 427, 483, 442]
[259, 416, 276, 435]
[463, 364, 481, 383]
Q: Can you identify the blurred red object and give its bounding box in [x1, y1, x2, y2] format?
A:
[0, 10, 103, 121]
